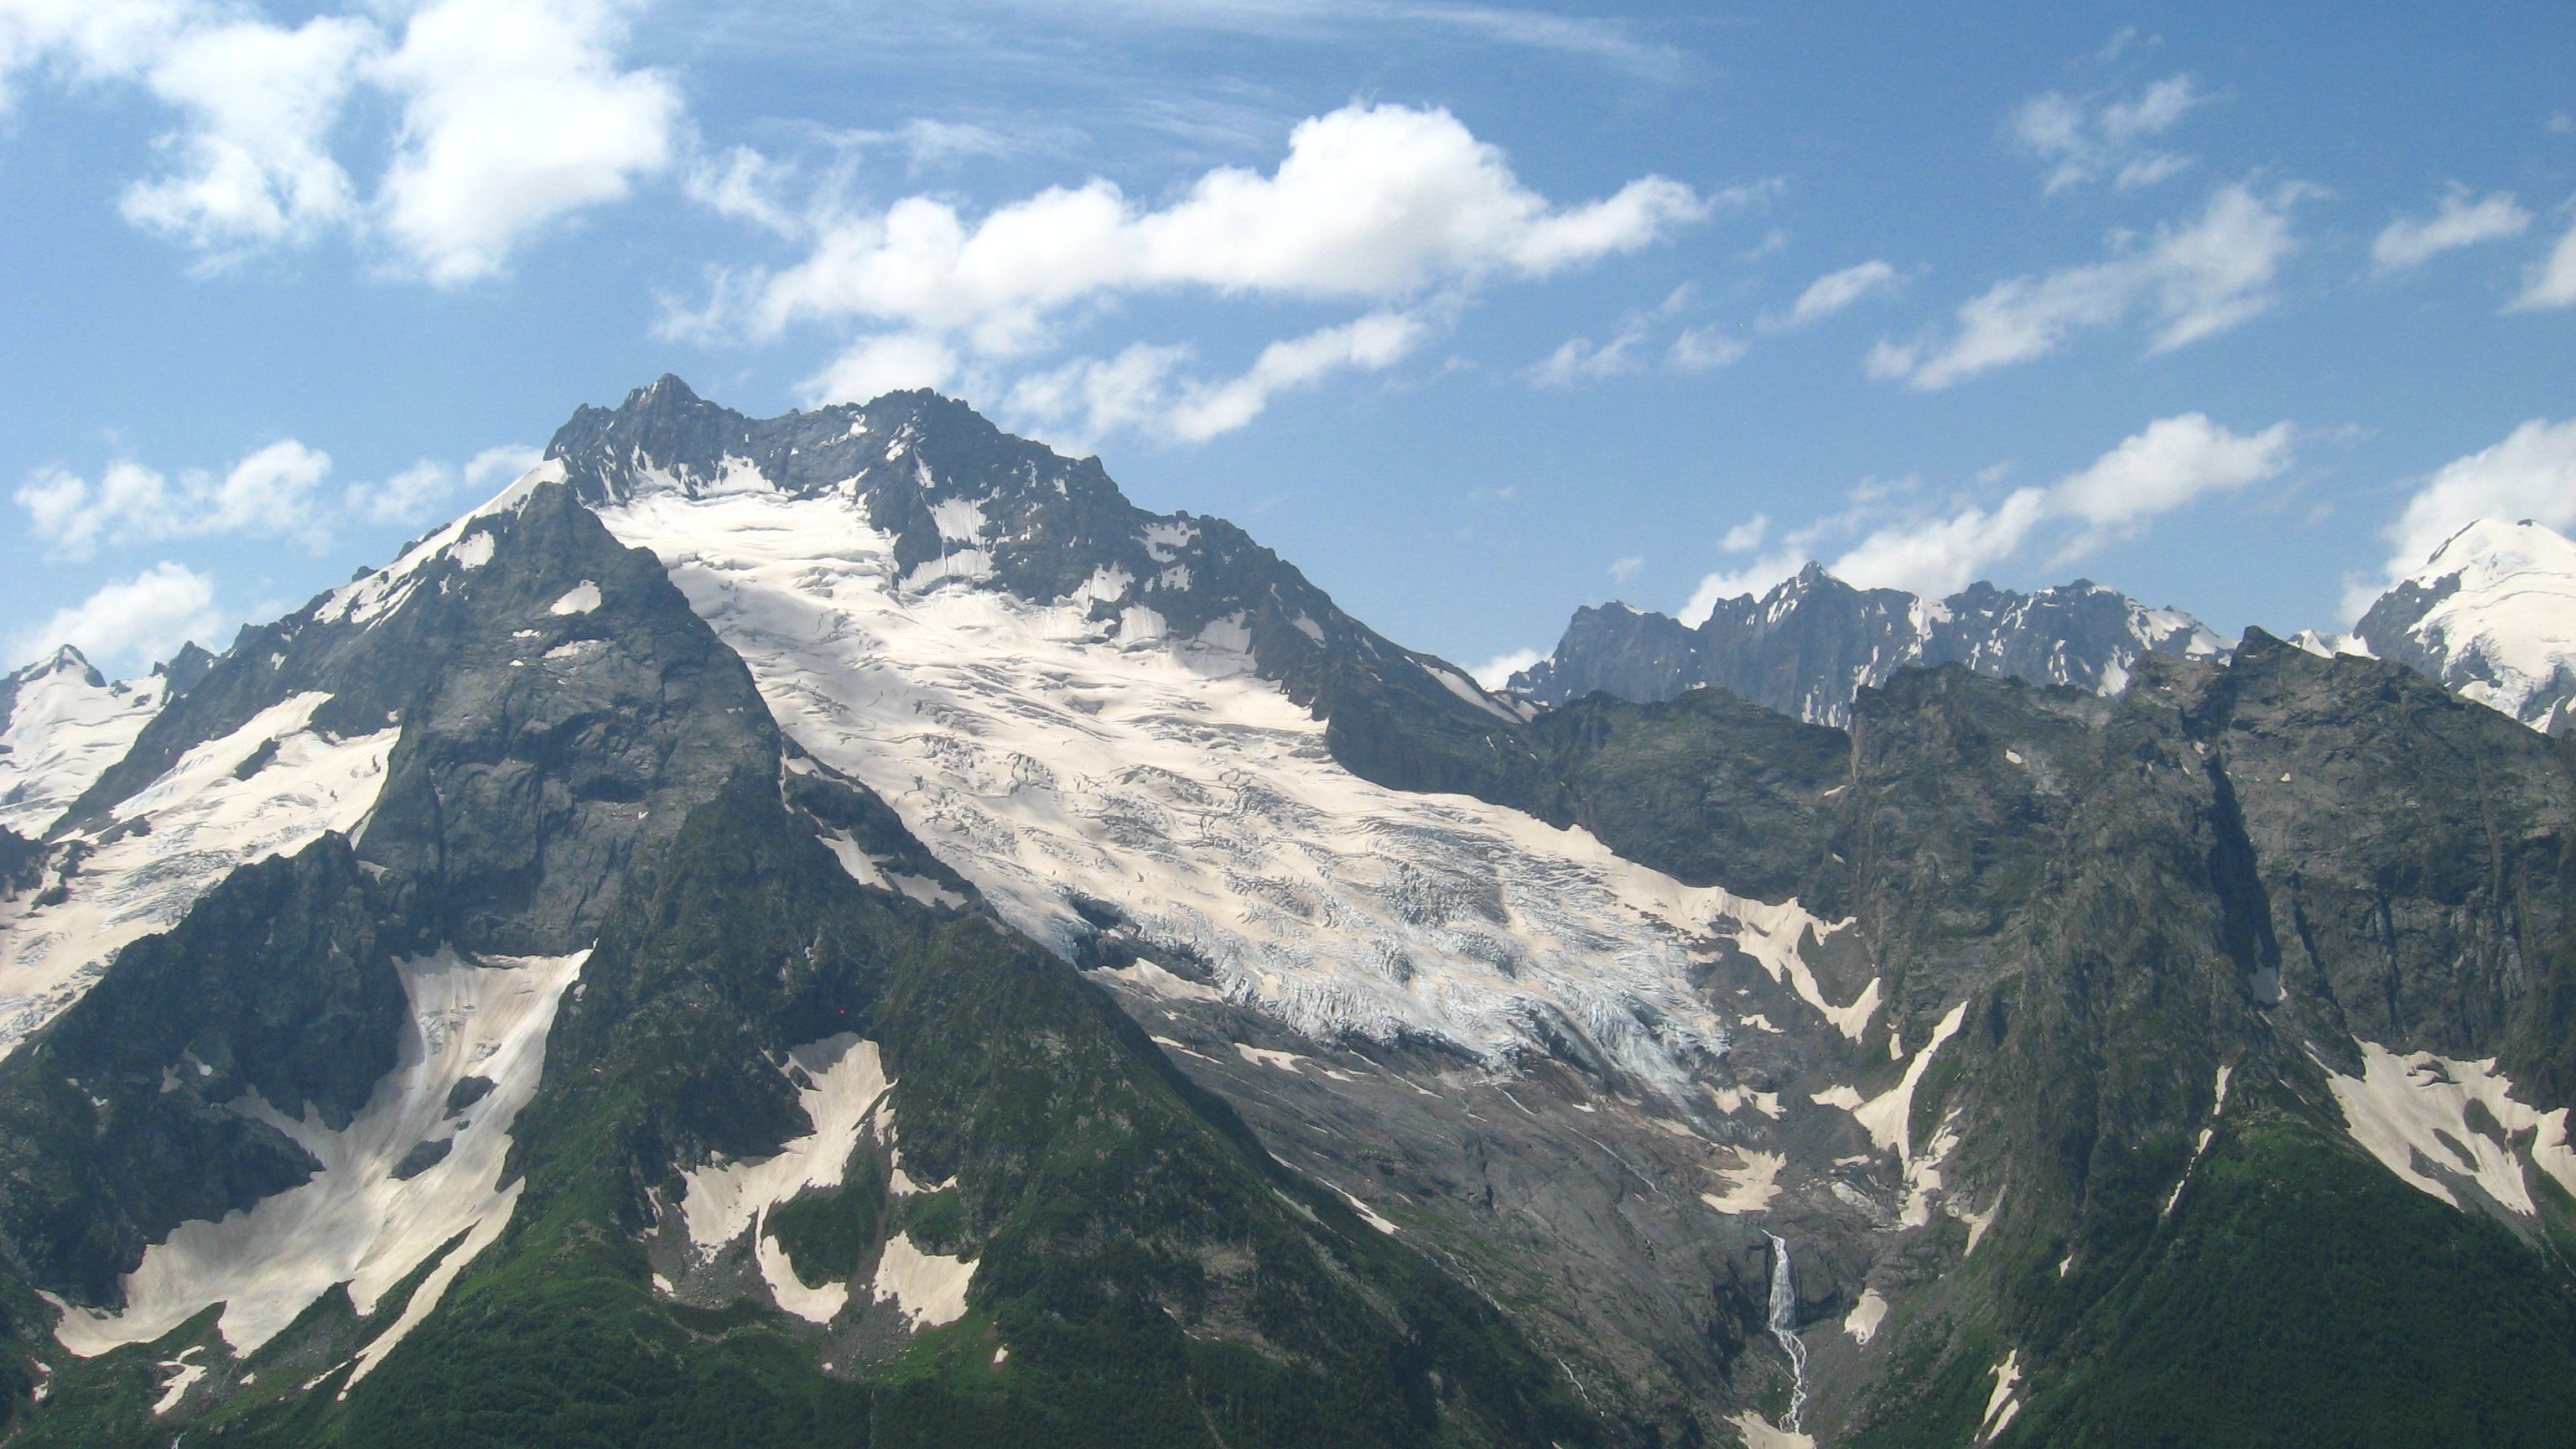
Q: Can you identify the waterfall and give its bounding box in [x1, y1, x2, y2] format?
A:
[1765, 1231, 1811, 1435]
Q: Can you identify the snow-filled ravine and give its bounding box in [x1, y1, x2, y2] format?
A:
[0, 692, 397, 1057]
[51, 948, 588, 1384]
[597, 488, 1863, 1100]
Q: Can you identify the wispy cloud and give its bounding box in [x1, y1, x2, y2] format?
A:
[2373, 187, 2531, 273]
[2010, 74, 2209, 193]
[1766, 259, 1901, 330]
[1676, 414, 2295, 607]
[2510, 215, 2576, 312]
[1868, 181, 2307, 390]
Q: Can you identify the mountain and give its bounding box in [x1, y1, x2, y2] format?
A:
[2345, 518, 2576, 736]
[1508, 565, 2225, 726]
[0, 377, 2572, 1449]
[0, 460, 1592, 1447]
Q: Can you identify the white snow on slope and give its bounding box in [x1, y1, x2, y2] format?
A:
[2324, 1040, 2576, 1214]
[0, 693, 397, 1057]
[52, 948, 588, 1384]
[596, 491, 1848, 1099]
[0, 650, 171, 838]
[870, 1233, 975, 1329]
[2372, 519, 2576, 733]
[679, 1034, 893, 1324]
[1841, 1288, 1887, 1345]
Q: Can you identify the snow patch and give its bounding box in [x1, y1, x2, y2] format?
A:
[547, 582, 602, 616]
[681, 1035, 890, 1255]
[2324, 1041, 2576, 1213]
[870, 1233, 974, 1329]
[931, 497, 989, 544]
[1842, 1288, 1888, 1345]
[52, 948, 589, 1382]
[1701, 1149, 1784, 1214]
[1981, 1351, 2022, 1441]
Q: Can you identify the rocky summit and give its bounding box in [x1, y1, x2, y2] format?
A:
[0, 380, 2573, 1449]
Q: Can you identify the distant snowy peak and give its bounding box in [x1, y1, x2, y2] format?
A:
[0, 642, 210, 837]
[1510, 563, 2224, 726]
[2354, 517, 2576, 736]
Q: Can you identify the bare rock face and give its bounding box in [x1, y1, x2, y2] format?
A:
[1511, 564, 2225, 725]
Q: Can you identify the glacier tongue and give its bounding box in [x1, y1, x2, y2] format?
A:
[598, 491, 1838, 1098]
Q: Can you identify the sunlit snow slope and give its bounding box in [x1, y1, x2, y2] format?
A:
[2355, 518, 2576, 735]
[0, 647, 175, 837]
[600, 488, 1851, 1099]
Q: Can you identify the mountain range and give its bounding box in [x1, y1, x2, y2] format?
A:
[0, 377, 2571, 1448]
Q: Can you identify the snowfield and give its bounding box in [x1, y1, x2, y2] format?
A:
[51, 948, 589, 1384]
[596, 488, 1861, 1102]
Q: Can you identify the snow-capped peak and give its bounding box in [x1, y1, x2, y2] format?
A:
[2355, 518, 2576, 735]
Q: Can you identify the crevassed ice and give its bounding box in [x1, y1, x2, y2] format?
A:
[0, 693, 397, 1058]
[53, 948, 589, 1384]
[597, 491, 1857, 1101]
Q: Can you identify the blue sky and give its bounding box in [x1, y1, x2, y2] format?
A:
[3, 1, 2573, 683]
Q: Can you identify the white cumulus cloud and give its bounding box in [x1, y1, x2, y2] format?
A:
[2361, 419, 2576, 607]
[1004, 310, 1427, 447]
[2372, 188, 2531, 273]
[8, 561, 221, 673]
[704, 102, 1722, 439]
[0, 0, 678, 280]
[724, 103, 1711, 355]
[1469, 647, 1544, 690]
[16, 439, 335, 558]
[343, 444, 541, 526]
[371, 0, 681, 285]
[1830, 413, 2293, 595]
[1869, 181, 2305, 391]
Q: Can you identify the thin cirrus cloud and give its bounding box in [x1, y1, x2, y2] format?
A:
[5, 562, 223, 674]
[1867, 181, 2306, 391]
[1528, 282, 1747, 387]
[2010, 74, 2208, 193]
[683, 102, 1729, 440]
[2371, 187, 2531, 273]
[1678, 413, 2296, 609]
[0, 0, 679, 283]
